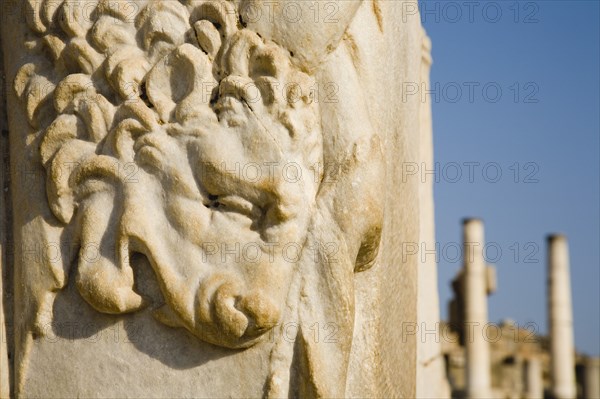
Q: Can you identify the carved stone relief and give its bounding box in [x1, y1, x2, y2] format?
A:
[8, 0, 385, 395]
[1, 0, 426, 397]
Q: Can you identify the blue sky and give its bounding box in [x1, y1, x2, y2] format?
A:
[422, 1, 600, 355]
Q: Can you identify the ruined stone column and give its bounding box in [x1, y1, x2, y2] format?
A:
[463, 219, 492, 399]
[524, 357, 543, 399]
[583, 357, 600, 399]
[548, 235, 576, 399]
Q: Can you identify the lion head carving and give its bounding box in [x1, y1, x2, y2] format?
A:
[15, 0, 384, 395]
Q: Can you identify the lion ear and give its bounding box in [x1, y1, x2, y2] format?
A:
[288, 127, 385, 398]
[317, 133, 384, 272]
[292, 211, 356, 398]
[343, 134, 385, 272]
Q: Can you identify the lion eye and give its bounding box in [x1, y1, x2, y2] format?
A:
[205, 194, 262, 220]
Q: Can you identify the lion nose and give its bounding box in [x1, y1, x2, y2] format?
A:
[207, 280, 281, 342]
[237, 290, 280, 336]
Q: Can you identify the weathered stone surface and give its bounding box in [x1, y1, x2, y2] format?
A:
[1, 0, 431, 397]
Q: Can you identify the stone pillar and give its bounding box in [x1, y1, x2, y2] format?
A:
[2, 1, 426, 397]
[524, 357, 543, 399]
[548, 235, 576, 399]
[583, 357, 600, 399]
[415, 27, 450, 399]
[463, 219, 492, 399]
